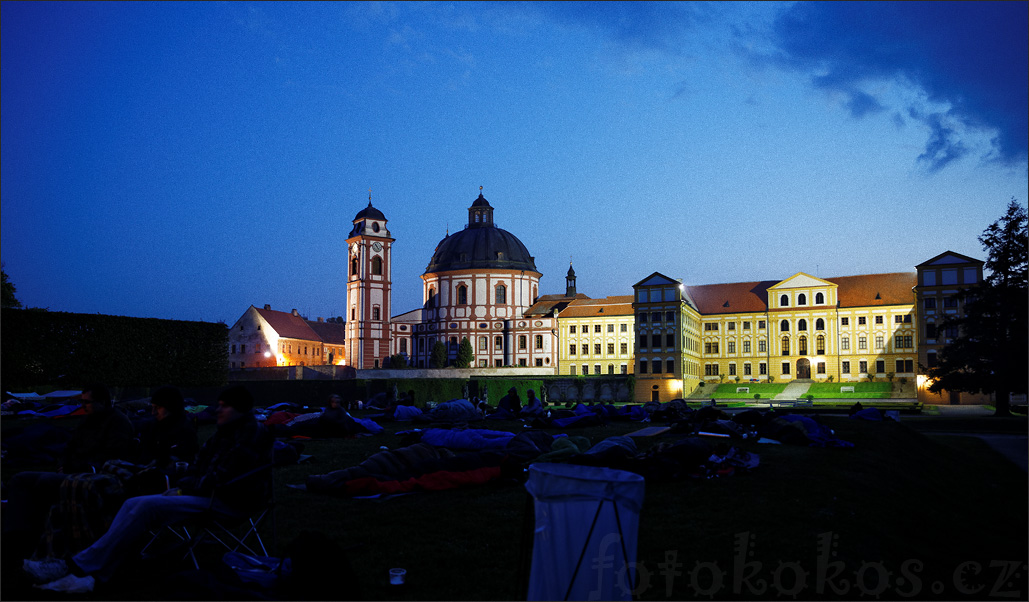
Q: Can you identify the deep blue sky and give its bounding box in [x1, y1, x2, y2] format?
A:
[3, 2, 1026, 324]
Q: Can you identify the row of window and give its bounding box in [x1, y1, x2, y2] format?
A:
[427, 284, 509, 307]
[923, 297, 959, 309]
[568, 364, 630, 375]
[637, 311, 677, 323]
[692, 358, 917, 377]
[569, 343, 631, 356]
[569, 323, 630, 334]
[416, 335, 544, 353]
[778, 292, 826, 307]
[921, 267, 977, 286]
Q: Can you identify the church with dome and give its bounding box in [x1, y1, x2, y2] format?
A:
[351, 190, 570, 370]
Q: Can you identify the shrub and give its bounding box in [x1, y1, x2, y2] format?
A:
[753, 393, 761, 400]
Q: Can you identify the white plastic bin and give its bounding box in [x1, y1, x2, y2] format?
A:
[525, 462, 645, 601]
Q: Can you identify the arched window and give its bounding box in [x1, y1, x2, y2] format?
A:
[798, 293, 807, 305]
[816, 335, 825, 355]
[427, 288, 436, 308]
[457, 284, 468, 305]
[371, 256, 382, 275]
[350, 257, 359, 276]
[495, 284, 507, 304]
[780, 319, 790, 332]
[798, 336, 807, 355]
[798, 319, 808, 331]
[815, 292, 825, 304]
[780, 294, 789, 307]
[781, 336, 790, 356]
[815, 318, 825, 330]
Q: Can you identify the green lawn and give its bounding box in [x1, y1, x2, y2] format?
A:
[708, 383, 788, 399]
[3, 411, 1026, 600]
[806, 381, 894, 398]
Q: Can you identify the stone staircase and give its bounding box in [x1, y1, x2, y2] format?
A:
[775, 381, 812, 400]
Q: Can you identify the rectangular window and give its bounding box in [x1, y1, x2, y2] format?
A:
[582, 365, 589, 375]
[781, 362, 790, 375]
[903, 335, 912, 348]
[859, 360, 868, 373]
[758, 321, 766, 329]
[569, 365, 576, 375]
[875, 360, 885, 373]
[607, 343, 615, 354]
[842, 361, 851, 373]
[875, 336, 884, 349]
[666, 359, 674, 373]
[858, 337, 867, 350]
[620, 323, 628, 332]
[231, 344, 236, 354]
[841, 317, 849, 326]
[926, 323, 937, 338]
[595, 364, 602, 375]
[923, 271, 937, 286]
[639, 335, 648, 348]
[758, 340, 767, 353]
[728, 341, 736, 354]
[817, 363, 826, 374]
[759, 362, 767, 375]
[372, 307, 381, 320]
[639, 361, 647, 374]
[570, 345, 576, 355]
[651, 312, 662, 323]
[728, 322, 736, 331]
[638, 313, 648, 322]
[666, 311, 675, 322]
[569, 325, 576, 334]
[519, 335, 527, 350]
[744, 363, 752, 375]
[535, 335, 543, 349]
[705, 364, 718, 376]
[479, 337, 487, 350]
[924, 297, 936, 309]
[894, 335, 903, 348]
[620, 364, 627, 375]
[666, 334, 675, 347]
[241, 344, 246, 353]
[607, 324, 615, 332]
[942, 269, 958, 285]
[841, 337, 850, 351]
[594, 344, 602, 355]
[620, 343, 628, 354]
[963, 267, 978, 283]
[743, 321, 751, 330]
[652, 334, 662, 348]
[943, 297, 958, 308]
[729, 363, 737, 376]
[582, 344, 589, 355]
[743, 341, 751, 353]
[495, 336, 503, 349]
[595, 324, 602, 333]
[875, 316, 883, 324]
[895, 315, 904, 324]
[519, 358, 527, 366]
[582, 324, 589, 333]
[536, 359, 543, 367]
[858, 317, 866, 325]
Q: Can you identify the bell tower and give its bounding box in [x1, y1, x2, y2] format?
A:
[345, 195, 393, 370]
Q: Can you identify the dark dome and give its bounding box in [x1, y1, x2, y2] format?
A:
[354, 202, 385, 222]
[425, 226, 538, 273]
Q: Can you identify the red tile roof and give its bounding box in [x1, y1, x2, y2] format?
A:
[307, 320, 347, 345]
[683, 273, 916, 314]
[254, 307, 321, 341]
[560, 296, 635, 317]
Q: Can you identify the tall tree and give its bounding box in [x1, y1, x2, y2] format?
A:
[430, 341, 449, 369]
[1, 264, 23, 309]
[929, 199, 1028, 416]
[455, 337, 475, 369]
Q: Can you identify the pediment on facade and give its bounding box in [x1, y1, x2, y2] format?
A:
[769, 273, 835, 290]
[916, 250, 983, 267]
[634, 272, 680, 287]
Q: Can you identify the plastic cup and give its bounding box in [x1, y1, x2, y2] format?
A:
[389, 568, 406, 585]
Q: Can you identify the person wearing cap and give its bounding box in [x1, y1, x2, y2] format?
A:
[24, 385, 273, 592]
[61, 383, 135, 474]
[135, 386, 198, 473]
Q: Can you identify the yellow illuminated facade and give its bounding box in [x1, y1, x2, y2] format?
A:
[633, 271, 922, 402]
[229, 304, 347, 369]
[556, 296, 637, 376]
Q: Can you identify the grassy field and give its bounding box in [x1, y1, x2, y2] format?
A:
[706, 384, 788, 399]
[2, 410, 1026, 600]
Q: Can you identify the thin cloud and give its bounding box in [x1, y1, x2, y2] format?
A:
[769, 2, 1028, 168]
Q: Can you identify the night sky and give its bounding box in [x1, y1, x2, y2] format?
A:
[3, 2, 1026, 324]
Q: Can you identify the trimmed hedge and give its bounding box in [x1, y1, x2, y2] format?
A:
[1, 308, 228, 388]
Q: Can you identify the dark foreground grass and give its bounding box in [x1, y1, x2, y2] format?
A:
[3, 412, 1026, 601]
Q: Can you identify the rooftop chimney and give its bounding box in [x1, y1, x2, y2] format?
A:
[291, 309, 299, 316]
[264, 304, 271, 310]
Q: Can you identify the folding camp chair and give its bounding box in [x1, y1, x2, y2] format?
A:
[141, 463, 275, 570]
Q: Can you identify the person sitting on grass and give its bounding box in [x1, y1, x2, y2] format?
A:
[519, 389, 544, 417]
[497, 387, 522, 416]
[2, 384, 135, 562]
[135, 386, 199, 474]
[23, 385, 273, 594]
